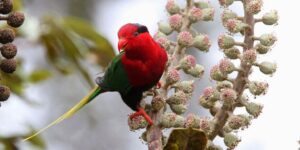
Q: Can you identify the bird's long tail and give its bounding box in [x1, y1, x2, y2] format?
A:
[23, 86, 102, 141]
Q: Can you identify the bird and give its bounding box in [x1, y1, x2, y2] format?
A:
[24, 23, 168, 141]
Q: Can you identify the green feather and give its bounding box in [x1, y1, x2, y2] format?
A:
[101, 52, 132, 94]
[23, 86, 102, 141]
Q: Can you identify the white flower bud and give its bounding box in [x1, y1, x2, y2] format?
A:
[151, 96, 165, 112]
[245, 102, 263, 118]
[218, 34, 235, 49]
[248, 81, 268, 96]
[221, 9, 238, 25]
[259, 61, 277, 74]
[224, 133, 241, 149]
[175, 80, 195, 94]
[202, 8, 214, 21]
[192, 34, 211, 52]
[216, 81, 233, 91]
[210, 65, 227, 81]
[158, 21, 173, 35]
[255, 43, 270, 54]
[170, 104, 187, 115]
[185, 64, 205, 78]
[167, 90, 188, 105]
[262, 10, 278, 25]
[259, 33, 277, 46]
[223, 47, 241, 59]
[219, 0, 234, 7]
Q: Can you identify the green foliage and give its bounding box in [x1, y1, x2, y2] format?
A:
[39, 16, 115, 87]
[28, 70, 52, 83]
[0, 132, 45, 150]
[164, 128, 207, 150]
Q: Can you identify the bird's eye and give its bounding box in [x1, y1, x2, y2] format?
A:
[133, 32, 139, 36]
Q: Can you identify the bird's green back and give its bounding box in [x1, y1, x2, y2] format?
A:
[101, 52, 132, 94]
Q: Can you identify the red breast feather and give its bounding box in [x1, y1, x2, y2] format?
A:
[121, 33, 167, 87]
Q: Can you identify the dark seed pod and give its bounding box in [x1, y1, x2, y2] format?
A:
[0, 85, 10, 101]
[7, 12, 25, 27]
[0, 0, 13, 14]
[0, 43, 17, 59]
[0, 28, 15, 44]
[0, 58, 16, 73]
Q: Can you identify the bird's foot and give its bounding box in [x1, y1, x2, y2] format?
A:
[156, 81, 162, 89]
[130, 108, 153, 125]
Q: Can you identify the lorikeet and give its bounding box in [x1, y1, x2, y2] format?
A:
[24, 23, 168, 141]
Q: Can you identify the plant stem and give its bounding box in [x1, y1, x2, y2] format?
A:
[146, 0, 194, 149]
[208, 0, 255, 140]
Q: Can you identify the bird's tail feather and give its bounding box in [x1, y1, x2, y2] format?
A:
[23, 86, 102, 141]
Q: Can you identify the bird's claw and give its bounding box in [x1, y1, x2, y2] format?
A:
[130, 108, 153, 125]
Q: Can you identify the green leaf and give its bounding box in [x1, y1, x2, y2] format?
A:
[26, 134, 46, 149]
[28, 70, 52, 83]
[164, 128, 208, 150]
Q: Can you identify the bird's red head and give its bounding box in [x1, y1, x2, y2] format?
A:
[117, 23, 149, 51]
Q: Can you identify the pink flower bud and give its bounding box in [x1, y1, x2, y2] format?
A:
[180, 55, 196, 70]
[177, 31, 193, 46]
[189, 7, 202, 22]
[128, 115, 148, 131]
[219, 58, 235, 74]
[169, 14, 183, 30]
[242, 49, 257, 64]
[166, 69, 180, 85]
[220, 88, 237, 102]
[166, 0, 181, 14]
[246, 0, 263, 14]
[184, 113, 200, 128]
[225, 19, 248, 33]
[156, 37, 170, 50]
[199, 117, 211, 133]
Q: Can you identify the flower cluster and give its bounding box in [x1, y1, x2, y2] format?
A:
[129, 0, 277, 149]
[0, 0, 25, 104]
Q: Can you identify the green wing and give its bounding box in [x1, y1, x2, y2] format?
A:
[101, 52, 132, 94]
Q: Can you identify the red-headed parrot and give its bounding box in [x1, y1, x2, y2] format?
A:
[24, 23, 168, 141]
